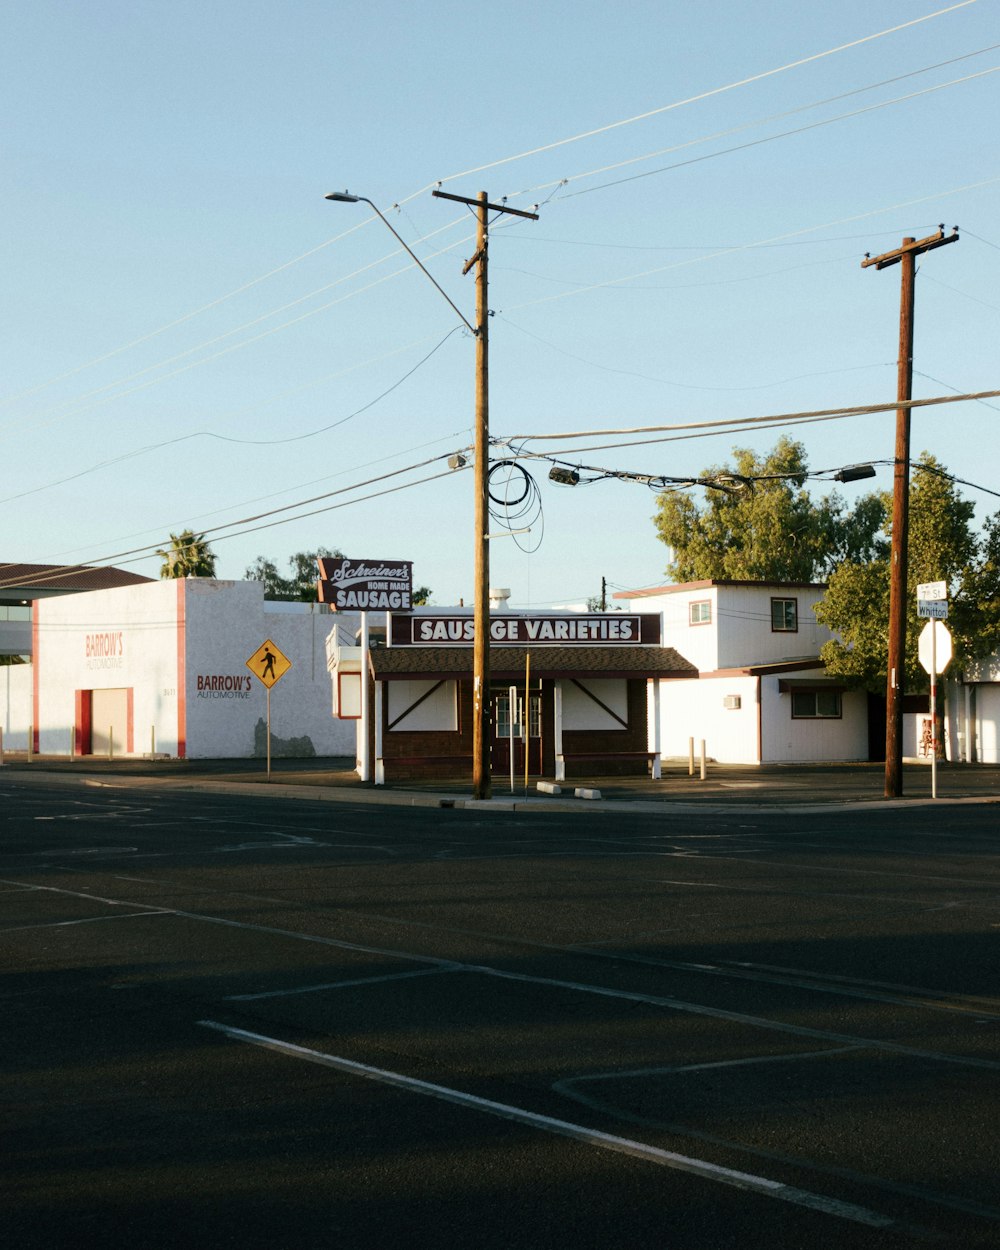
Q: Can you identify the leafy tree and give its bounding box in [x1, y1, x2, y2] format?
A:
[157, 530, 217, 579]
[244, 547, 343, 601]
[652, 436, 885, 583]
[412, 586, 432, 606]
[816, 455, 994, 691]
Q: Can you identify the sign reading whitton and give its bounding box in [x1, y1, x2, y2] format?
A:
[392, 613, 661, 646]
[318, 557, 413, 610]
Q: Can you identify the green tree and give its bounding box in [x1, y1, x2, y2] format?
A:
[652, 436, 885, 583]
[816, 455, 993, 691]
[412, 586, 432, 606]
[244, 547, 343, 601]
[157, 530, 217, 579]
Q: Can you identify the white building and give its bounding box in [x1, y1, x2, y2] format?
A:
[25, 578, 355, 759]
[616, 580, 872, 765]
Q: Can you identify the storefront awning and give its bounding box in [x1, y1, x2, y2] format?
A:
[370, 645, 696, 682]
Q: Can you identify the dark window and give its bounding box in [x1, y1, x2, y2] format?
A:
[791, 690, 841, 719]
[771, 597, 797, 631]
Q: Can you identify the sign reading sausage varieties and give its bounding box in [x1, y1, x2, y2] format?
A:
[317, 557, 413, 611]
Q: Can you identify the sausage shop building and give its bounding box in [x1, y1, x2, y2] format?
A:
[326, 603, 697, 784]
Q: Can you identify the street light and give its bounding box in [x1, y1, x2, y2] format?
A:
[326, 189, 492, 795]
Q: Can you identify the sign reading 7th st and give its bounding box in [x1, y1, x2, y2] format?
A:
[246, 639, 292, 689]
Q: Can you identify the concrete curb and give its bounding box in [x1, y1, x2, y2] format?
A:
[4, 764, 999, 815]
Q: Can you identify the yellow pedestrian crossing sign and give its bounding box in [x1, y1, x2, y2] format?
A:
[246, 639, 292, 689]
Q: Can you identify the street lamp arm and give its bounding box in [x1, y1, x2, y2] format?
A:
[325, 191, 476, 336]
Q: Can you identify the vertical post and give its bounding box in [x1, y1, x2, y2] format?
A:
[700, 739, 707, 781]
[508, 684, 517, 794]
[0, 726, 4, 766]
[523, 652, 531, 796]
[472, 191, 491, 801]
[930, 623, 938, 800]
[360, 611, 371, 782]
[266, 686, 272, 782]
[108, 726, 114, 761]
[27, 723, 32, 763]
[151, 724, 155, 757]
[688, 736, 695, 776]
[70, 727, 75, 760]
[651, 679, 662, 779]
[885, 243, 915, 799]
[862, 227, 958, 798]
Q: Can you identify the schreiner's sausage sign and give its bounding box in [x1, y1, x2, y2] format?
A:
[317, 557, 413, 610]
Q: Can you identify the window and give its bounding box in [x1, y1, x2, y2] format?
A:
[791, 690, 841, 719]
[0, 603, 32, 622]
[689, 600, 711, 626]
[771, 597, 797, 632]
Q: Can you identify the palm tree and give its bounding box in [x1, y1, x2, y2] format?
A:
[156, 530, 217, 579]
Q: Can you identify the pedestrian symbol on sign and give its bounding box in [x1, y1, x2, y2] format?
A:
[246, 639, 291, 689]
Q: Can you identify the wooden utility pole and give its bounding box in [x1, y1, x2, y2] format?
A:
[862, 226, 958, 798]
[433, 189, 538, 800]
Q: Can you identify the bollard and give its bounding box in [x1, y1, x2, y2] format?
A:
[26, 724, 32, 763]
[0, 726, 4, 766]
[700, 739, 707, 781]
[70, 727, 74, 760]
[108, 726, 114, 761]
[688, 737, 695, 776]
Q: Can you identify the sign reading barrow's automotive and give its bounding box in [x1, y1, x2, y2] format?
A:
[393, 613, 661, 646]
[317, 557, 413, 610]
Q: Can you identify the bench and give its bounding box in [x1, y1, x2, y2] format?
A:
[556, 751, 660, 781]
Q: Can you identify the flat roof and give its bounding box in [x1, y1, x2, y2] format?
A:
[614, 579, 827, 599]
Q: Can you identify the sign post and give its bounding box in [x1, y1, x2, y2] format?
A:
[246, 639, 292, 781]
[918, 617, 952, 799]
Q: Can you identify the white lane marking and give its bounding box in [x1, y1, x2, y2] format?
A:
[0, 911, 161, 934]
[224, 966, 458, 1001]
[197, 1019, 895, 1230]
[467, 965, 1000, 1072]
[5, 876, 997, 1072]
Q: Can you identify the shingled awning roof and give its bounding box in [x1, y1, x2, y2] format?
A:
[370, 645, 697, 682]
[0, 563, 153, 596]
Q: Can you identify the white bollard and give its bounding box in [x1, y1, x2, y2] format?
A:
[688, 737, 695, 776]
[700, 739, 707, 781]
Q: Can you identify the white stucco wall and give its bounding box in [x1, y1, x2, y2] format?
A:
[653, 675, 761, 764]
[761, 676, 868, 763]
[36, 580, 181, 756]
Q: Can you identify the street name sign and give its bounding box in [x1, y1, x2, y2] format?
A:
[917, 599, 948, 619]
[917, 580, 947, 601]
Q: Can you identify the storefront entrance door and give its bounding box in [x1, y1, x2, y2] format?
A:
[490, 687, 542, 776]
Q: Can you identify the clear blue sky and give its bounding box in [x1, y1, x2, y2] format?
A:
[4, 0, 998, 606]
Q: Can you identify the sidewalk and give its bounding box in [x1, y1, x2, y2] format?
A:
[3, 754, 1000, 811]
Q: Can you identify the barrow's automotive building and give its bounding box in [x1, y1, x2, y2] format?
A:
[26, 578, 355, 758]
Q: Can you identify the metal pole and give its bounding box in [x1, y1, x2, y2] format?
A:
[266, 686, 272, 782]
[931, 623, 938, 800]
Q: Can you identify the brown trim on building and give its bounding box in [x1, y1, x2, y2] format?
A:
[370, 645, 696, 683]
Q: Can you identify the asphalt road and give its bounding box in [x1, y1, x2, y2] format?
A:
[3, 776, 1000, 1248]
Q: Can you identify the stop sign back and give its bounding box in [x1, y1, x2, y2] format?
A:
[918, 620, 952, 674]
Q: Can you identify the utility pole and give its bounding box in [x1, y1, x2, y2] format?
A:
[862, 226, 958, 798]
[433, 190, 538, 800]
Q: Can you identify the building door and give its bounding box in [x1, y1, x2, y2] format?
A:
[91, 688, 131, 756]
[490, 687, 542, 775]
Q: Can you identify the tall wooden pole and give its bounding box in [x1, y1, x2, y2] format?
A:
[862, 227, 958, 798]
[433, 189, 538, 800]
[472, 192, 491, 799]
[885, 243, 915, 800]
